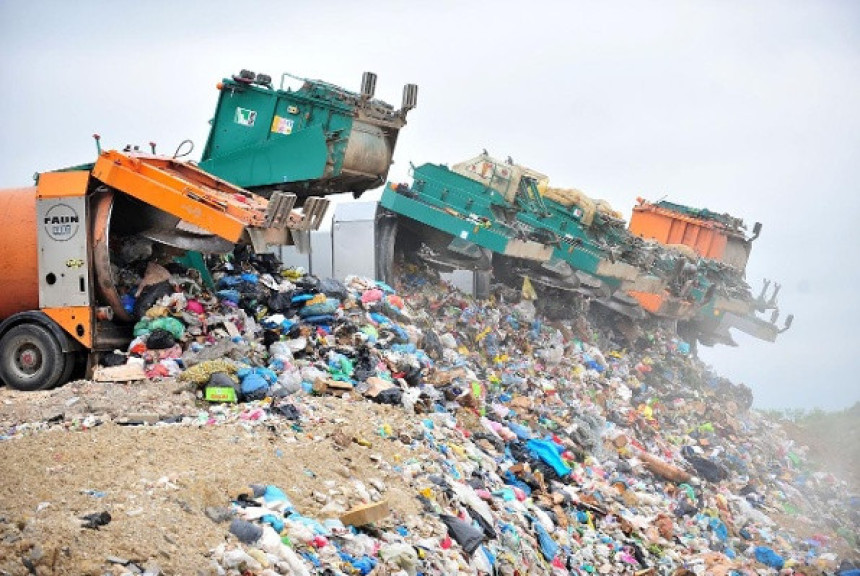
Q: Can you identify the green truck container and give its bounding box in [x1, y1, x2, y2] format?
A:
[200, 69, 417, 201]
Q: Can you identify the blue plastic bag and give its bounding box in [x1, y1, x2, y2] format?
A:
[216, 289, 241, 303]
[507, 421, 534, 440]
[709, 517, 728, 541]
[526, 439, 571, 477]
[240, 373, 269, 396]
[529, 516, 558, 561]
[299, 298, 339, 318]
[754, 546, 784, 570]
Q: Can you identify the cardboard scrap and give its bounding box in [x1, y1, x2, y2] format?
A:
[509, 395, 532, 411]
[93, 363, 147, 382]
[428, 366, 468, 386]
[313, 377, 353, 397]
[363, 377, 395, 398]
[339, 500, 389, 527]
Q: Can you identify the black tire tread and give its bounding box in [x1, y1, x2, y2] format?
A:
[0, 323, 67, 391]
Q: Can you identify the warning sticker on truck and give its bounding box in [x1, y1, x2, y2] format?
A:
[271, 115, 294, 135]
[234, 107, 257, 127]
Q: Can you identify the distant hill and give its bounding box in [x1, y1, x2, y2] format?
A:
[772, 402, 860, 491]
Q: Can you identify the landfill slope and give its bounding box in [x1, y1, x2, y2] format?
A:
[1, 261, 858, 576]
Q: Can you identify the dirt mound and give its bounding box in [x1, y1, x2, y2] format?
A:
[0, 390, 424, 575]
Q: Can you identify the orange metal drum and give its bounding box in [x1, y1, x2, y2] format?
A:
[0, 187, 40, 319]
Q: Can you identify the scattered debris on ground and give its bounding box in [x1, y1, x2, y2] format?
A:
[1, 259, 857, 575]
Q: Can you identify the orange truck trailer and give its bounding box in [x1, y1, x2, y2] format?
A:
[0, 149, 328, 391]
[629, 197, 760, 269]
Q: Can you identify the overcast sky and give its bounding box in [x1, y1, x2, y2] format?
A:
[2, 1, 858, 410]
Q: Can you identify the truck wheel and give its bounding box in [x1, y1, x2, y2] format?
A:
[58, 351, 78, 387]
[376, 211, 398, 285]
[0, 324, 68, 391]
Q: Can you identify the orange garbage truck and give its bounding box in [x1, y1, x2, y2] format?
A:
[0, 149, 328, 391]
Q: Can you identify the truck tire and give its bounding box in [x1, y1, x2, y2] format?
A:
[0, 324, 68, 391]
[376, 211, 398, 285]
[58, 350, 78, 387]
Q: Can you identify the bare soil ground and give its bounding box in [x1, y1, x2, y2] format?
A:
[0, 381, 427, 576]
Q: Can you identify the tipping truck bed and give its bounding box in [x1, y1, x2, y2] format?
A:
[0, 149, 330, 390]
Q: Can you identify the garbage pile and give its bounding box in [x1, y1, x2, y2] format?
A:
[92, 254, 859, 575]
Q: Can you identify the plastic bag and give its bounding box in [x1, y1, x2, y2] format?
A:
[146, 328, 176, 350]
[526, 439, 572, 477]
[133, 280, 172, 318]
[378, 542, 418, 575]
[422, 329, 443, 360]
[101, 352, 127, 367]
[269, 341, 294, 362]
[300, 297, 340, 318]
[754, 546, 784, 569]
[229, 518, 262, 544]
[240, 373, 270, 400]
[134, 316, 186, 340]
[319, 278, 348, 300]
[372, 388, 402, 405]
[440, 514, 484, 554]
[276, 370, 303, 395]
[530, 516, 558, 561]
[268, 291, 294, 312]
